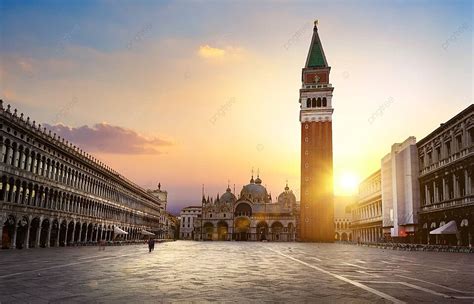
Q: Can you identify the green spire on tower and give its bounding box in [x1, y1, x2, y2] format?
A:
[305, 20, 328, 68]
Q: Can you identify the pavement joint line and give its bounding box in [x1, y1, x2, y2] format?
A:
[0, 252, 135, 279]
[395, 274, 474, 294]
[356, 270, 380, 278]
[357, 281, 474, 300]
[264, 247, 405, 304]
[343, 262, 383, 271]
[309, 257, 322, 262]
[355, 259, 366, 264]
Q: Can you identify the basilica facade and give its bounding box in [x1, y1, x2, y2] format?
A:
[193, 175, 298, 241]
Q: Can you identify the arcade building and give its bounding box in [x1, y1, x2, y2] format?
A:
[0, 101, 165, 249]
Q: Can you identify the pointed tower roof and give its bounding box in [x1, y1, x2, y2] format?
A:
[305, 20, 328, 68]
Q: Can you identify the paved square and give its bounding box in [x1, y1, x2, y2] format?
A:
[0, 242, 473, 303]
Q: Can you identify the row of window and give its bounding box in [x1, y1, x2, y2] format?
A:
[352, 201, 382, 220]
[0, 175, 158, 226]
[0, 134, 160, 216]
[420, 129, 474, 168]
[335, 222, 350, 229]
[305, 97, 328, 108]
[420, 170, 471, 206]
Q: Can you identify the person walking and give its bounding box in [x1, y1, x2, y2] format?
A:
[148, 238, 155, 253]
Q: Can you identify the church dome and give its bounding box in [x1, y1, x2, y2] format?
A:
[241, 175, 269, 203]
[277, 183, 296, 206]
[220, 186, 237, 203]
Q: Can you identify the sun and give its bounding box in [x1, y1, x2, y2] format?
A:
[335, 171, 360, 195]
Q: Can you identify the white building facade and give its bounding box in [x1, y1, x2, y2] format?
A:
[381, 137, 420, 242]
[179, 206, 201, 240]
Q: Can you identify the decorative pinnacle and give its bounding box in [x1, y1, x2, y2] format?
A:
[314, 19, 319, 26]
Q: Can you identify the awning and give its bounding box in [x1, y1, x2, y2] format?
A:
[429, 220, 458, 235]
[140, 230, 155, 236]
[114, 226, 128, 235]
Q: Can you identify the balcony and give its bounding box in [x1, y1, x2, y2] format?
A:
[420, 146, 473, 177]
[420, 195, 474, 213]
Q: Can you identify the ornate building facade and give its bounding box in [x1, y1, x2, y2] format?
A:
[417, 104, 473, 246]
[351, 170, 383, 243]
[0, 101, 165, 249]
[334, 196, 354, 242]
[299, 21, 335, 242]
[193, 175, 298, 241]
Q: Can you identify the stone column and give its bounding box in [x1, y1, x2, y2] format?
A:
[4, 145, 12, 166]
[13, 150, 19, 167]
[84, 223, 88, 242]
[11, 223, 17, 249]
[77, 224, 82, 243]
[25, 223, 30, 249]
[0, 142, 5, 163]
[425, 184, 430, 204]
[64, 225, 68, 246]
[465, 169, 470, 195]
[70, 223, 76, 245]
[55, 226, 60, 247]
[46, 223, 51, 248]
[35, 224, 41, 248]
[0, 223, 3, 248]
[453, 173, 458, 198]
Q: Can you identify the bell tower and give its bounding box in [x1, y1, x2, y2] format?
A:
[299, 20, 334, 242]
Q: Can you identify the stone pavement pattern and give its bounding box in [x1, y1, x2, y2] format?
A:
[0, 242, 473, 303]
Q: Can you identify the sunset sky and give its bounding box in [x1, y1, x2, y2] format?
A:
[0, 0, 472, 214]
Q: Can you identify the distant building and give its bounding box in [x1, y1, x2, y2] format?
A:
[163, 212, 178, 240]
[351, 170, 383, 243]
[147, 185, 167, 211]
[179, 206, 201, 240]
[417, 104, 473, 246]
[193, 175, 298, 241]
[334, 196, 354, 242]
[381, 137, 420, 243]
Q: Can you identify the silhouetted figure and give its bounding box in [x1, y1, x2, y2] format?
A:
[148, 238, 155, 252]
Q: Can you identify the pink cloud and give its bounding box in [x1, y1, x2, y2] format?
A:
[44, 123, 172, 155]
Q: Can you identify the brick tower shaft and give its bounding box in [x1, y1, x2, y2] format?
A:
[299, 20, 335, 242]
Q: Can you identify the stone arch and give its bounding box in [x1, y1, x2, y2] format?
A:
[234, 202, 252, 217]
[217, 221, 229, 241]
[335, 232, 340, 241]
[59, 220, 67, 246]
[74, 221, 81, 244]
[2, 215, 16, 249]
[40, 218, 50, 247]
[234, 217, 251, 241]
[15, 216, 29, 249]
[50, 219, 59, 247]
[341, 232, 348, 241]
[29, 217, 41, 248]
[271, 221, 283, 241]
[256, 221, 269, 241]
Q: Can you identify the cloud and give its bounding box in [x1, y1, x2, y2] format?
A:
[197, 44, 244, 60]
[44, 123, 172, 155]
[198, 45, 226, 58]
